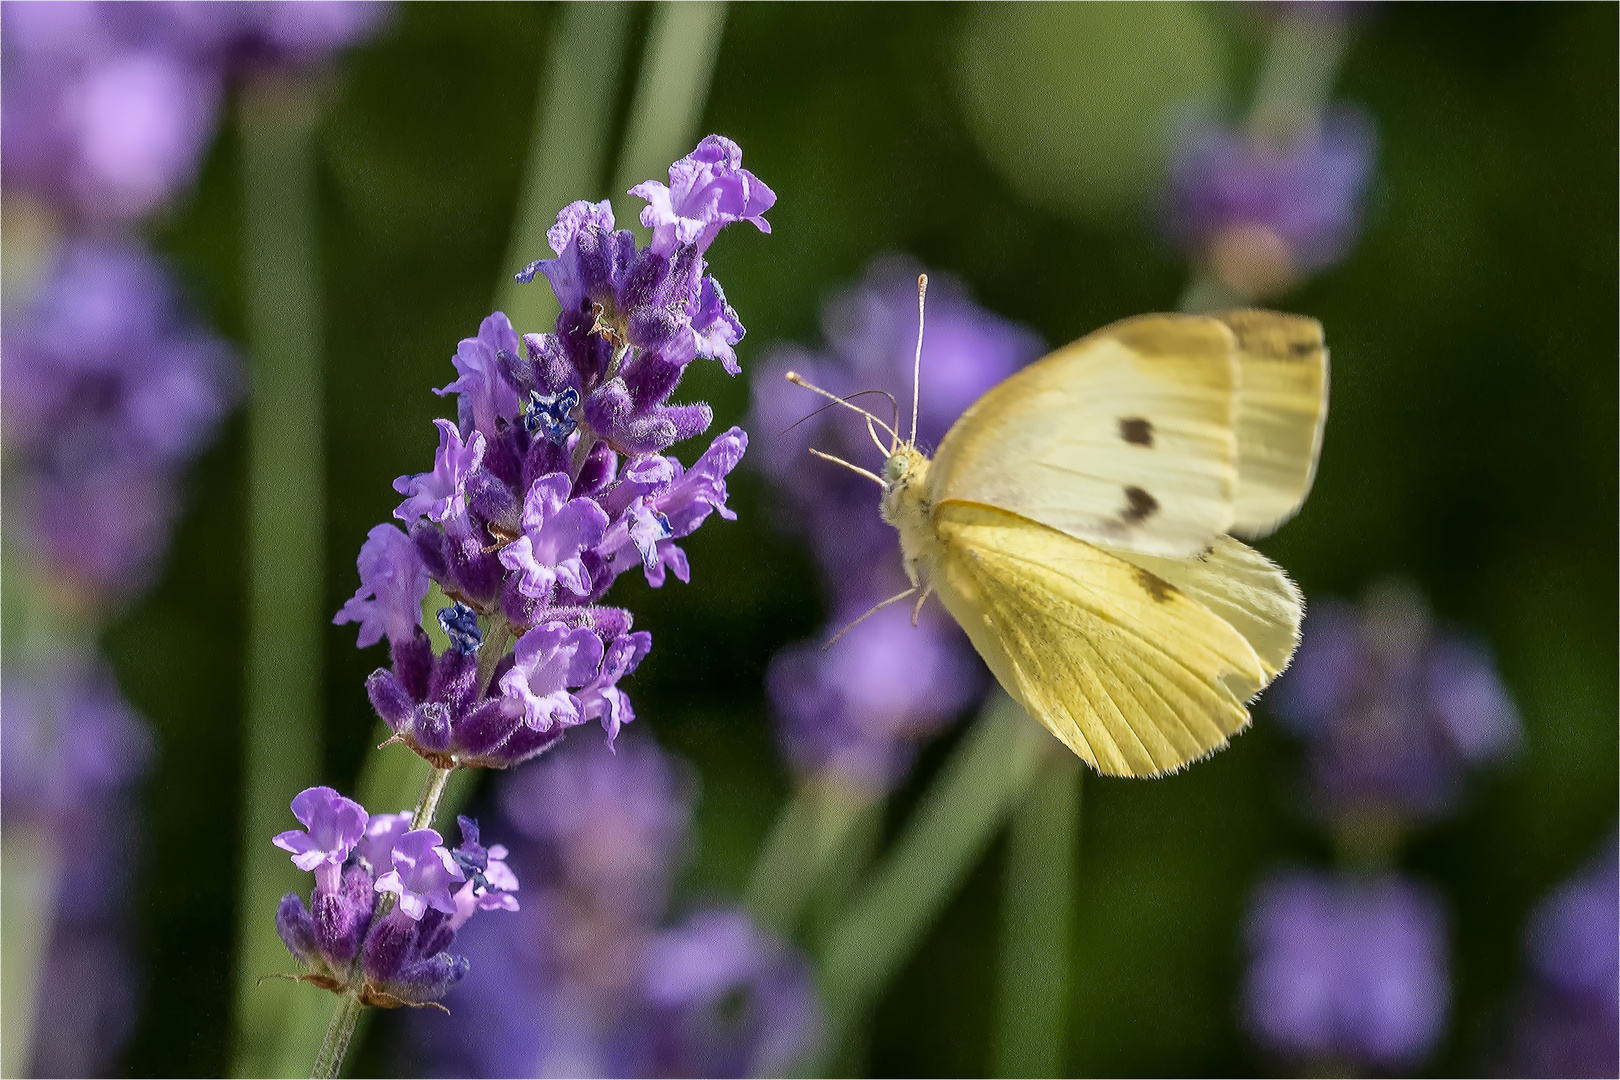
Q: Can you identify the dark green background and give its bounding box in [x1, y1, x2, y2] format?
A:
[112, 3, 1614, 1075]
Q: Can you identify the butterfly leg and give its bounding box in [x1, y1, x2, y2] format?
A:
[911, 587, 933, 627]
[825, 587, 918, 649]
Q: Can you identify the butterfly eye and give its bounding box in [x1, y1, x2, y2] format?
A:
[882, 454, 908, 484]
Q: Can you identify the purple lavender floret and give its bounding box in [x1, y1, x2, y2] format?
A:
[1161, 108, 1377, 295]
[374, 828, 465, 920]
[333, 524, 431, 649]
[273, 785, 368, 895]
[1270, 585, 1521, 824]
[1242, 869, 1450, 1070]
[340, 137, 768, 772]
[273, 791, 517, 1009]
[1506, 838, 1620, 1077]
[632, 134, 777, 260]
[357, 811, 413, 875]
[750, 256, 1043, 788]
[2, 239, 239, 603]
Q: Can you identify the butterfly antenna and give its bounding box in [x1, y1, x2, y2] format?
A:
[786, 372, 902, 445]
[825, 587, 919, 649]
[808, 447, 886, 488]
[863, 414, 890, 457]
[909, 273, 928, 445]
[781, 390, 901, 437]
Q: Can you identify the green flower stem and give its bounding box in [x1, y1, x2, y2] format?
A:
[813, 690, 1049, 1063]
[232, 75, 329, 1079]
[495, 1, 633, 333]
[608, 1, 730, 236]
[989, 751, 1082, 1078]
[745, 773, 882, 938]
[411, 766, 455, 832]
[1, 825, 58, 1078]
[310, 992, 362, 1080]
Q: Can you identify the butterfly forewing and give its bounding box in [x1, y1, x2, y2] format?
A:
[926, 314, 1241, 559]
[930, 501, 1266, 778]
[1214, 310, 1329, 538]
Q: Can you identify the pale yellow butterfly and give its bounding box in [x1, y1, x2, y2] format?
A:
[787, 278, 1328, 777]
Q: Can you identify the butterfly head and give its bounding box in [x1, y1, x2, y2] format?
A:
[881, 443, 929, 488]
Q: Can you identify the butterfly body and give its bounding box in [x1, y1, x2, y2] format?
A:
[806, 304, 1328, 778]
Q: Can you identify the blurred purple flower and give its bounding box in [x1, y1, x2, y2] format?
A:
[1, 655, 153, 826]
[770, 602, 984, 788]
[406, 736, 820, 1078]
[640, 908, 822, 1079]
[1271, 584, 1521, 824]
[1161, 108, 1376, 298]
[1506, 838, 1619, 1077]
[1, 239, 239, 603]
[1243, 869, 1450, 1070]
[1, 1, 388, 221]
[1, 656, 153, 1077]
[750, 255, 1043, 786]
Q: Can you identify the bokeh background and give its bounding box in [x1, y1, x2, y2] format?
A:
[3, 2, 1615, 1077]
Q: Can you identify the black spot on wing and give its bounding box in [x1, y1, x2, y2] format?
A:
[1133, 565, 1176, 603]
[1287, 338, 1319, 357]
[1121, 486, 1159, 525]
[1119, 417, 1154, 446]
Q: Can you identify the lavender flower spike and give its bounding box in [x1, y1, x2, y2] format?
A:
[334, 524, 430, 648]
[497, 473, 610, 600]
[274, 786, 368, 894]
[374, 828, 465, 921]
[393, 418, 486, 526]
[632, 134, 777, 258]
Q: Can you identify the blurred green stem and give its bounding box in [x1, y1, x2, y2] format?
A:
[813, 691, 1049, 1064]
[609, 1, 729, 236]
[495, 1, 633, 332]
[745, 773, 881, 937]
[990, 752, 1081, 1078]
[1247, 11, 1350, 142]
[1, 826, 57, 1077]
[233, 76, 329, 1079]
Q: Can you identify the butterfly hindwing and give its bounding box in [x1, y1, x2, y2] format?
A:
[1213, 309, 1330, 539]
[925, 314, 1240, 559]
[1102, 534, 1303, 688]
[928, 500, 1266, 777]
